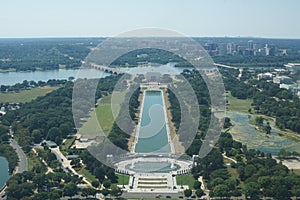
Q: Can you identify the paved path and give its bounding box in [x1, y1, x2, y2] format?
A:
[222, 153, 237, 164]
[50, 147, 91, 186]
[9, 128, 28, 173]
[32, 148, 53, 174]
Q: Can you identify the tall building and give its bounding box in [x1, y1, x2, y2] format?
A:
[264, 44, 270, 56]
[248, 40, 254, 50]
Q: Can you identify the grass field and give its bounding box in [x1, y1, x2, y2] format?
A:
[226, 92, 253, 113]
[116, 174, 130, 185]
[78, 92, 124, 137]
[60, 137, 76, 152]
[176, 174, 195, 189]
[0, 86, 59, 103]
[78, 167, 97, 182]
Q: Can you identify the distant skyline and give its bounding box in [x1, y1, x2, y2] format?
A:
[0, 0, 299, 39]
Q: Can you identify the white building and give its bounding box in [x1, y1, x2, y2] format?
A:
[257, 72, 273, 80]
[284, 63, 300, 72]
[273, 75, 293, 84]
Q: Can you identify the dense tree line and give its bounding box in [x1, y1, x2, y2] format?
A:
[0, 38, 102, 71]
[0, 143, 18, 173]
[167, 69, 212, 156]
[108, 86, 141, 150]
[111, 48, 183, 67]
[0, 75, 121, 152]
[192, 131, 300, 199]
[5, 170, 82, 199]
[0, 79, 68, 93]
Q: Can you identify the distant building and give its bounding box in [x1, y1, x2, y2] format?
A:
[280, 84, 300, 94]
[264, 44, 270, 56]
[227, 43, 238, 55]
[248, 40, 254, 50]
[218, 43, 227, 55]
[257, 72, 273, 80]
[79, 138, 89, 142]
[285, 63, 300, 72]
[273, 75, 293, 84]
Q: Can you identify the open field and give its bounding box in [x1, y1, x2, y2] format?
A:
[78, 93, 123, 137]
[0, 86, 59, 103]
[176, 174, 195, 189]
[116, 174, 130, 185]
[226, 92, 253, 113]
[78, 167, 97, 182]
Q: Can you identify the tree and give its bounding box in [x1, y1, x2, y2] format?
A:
[263, 122, 271, 134]
[255, 116, 264, 127]
[81, 187, 97, 198]
[193, 180, 201, 189]
[101, 188, 109, 197]
[211, 184, 230, 198]
[184, 189, 192, 197]
[63, 183, 78, 198]
[110, 185, 122, 198]
[244, 182, 260, 199]
[47, 127, 61, 141]
[195, 189, 204, 197]
[103, 179, 111, 188]
[32, 129, 42, 143]
[91, 180, 100, 188]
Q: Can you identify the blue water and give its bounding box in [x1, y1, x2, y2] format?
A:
[0, 68, 110, 86]
[0, 157, 10, 190]
[135, 90, 171, 153]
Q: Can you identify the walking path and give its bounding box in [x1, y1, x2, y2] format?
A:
[50, 147, 91, 186]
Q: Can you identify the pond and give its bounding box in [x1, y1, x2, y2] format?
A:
[0, 157, 10, 190]
[227, 111, 300, 155]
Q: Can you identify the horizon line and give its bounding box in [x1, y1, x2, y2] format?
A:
[0, 35, 299, 40]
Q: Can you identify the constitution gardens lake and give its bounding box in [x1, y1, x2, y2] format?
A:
[0, 157, 10, 190]
[227, 111, 300, 155]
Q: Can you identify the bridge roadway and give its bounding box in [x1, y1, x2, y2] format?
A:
[89, 63, 124, 74]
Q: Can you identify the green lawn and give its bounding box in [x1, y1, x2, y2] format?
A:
[0, 86, 59, 103]
[78, 168, 97, 182]
[60, 137, 76, 152]
[176, 174, 196, 189]
[226, 92, 253, 113]
[78, 93, 123, 137]
[116, 174, 130, 185]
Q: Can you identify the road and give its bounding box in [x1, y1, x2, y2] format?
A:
[10, 139, 28, 173]
[122, 192, 184, 199]
[9, 127, 28, 173]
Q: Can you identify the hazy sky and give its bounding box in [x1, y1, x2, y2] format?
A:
[0, 0, 299, 38]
